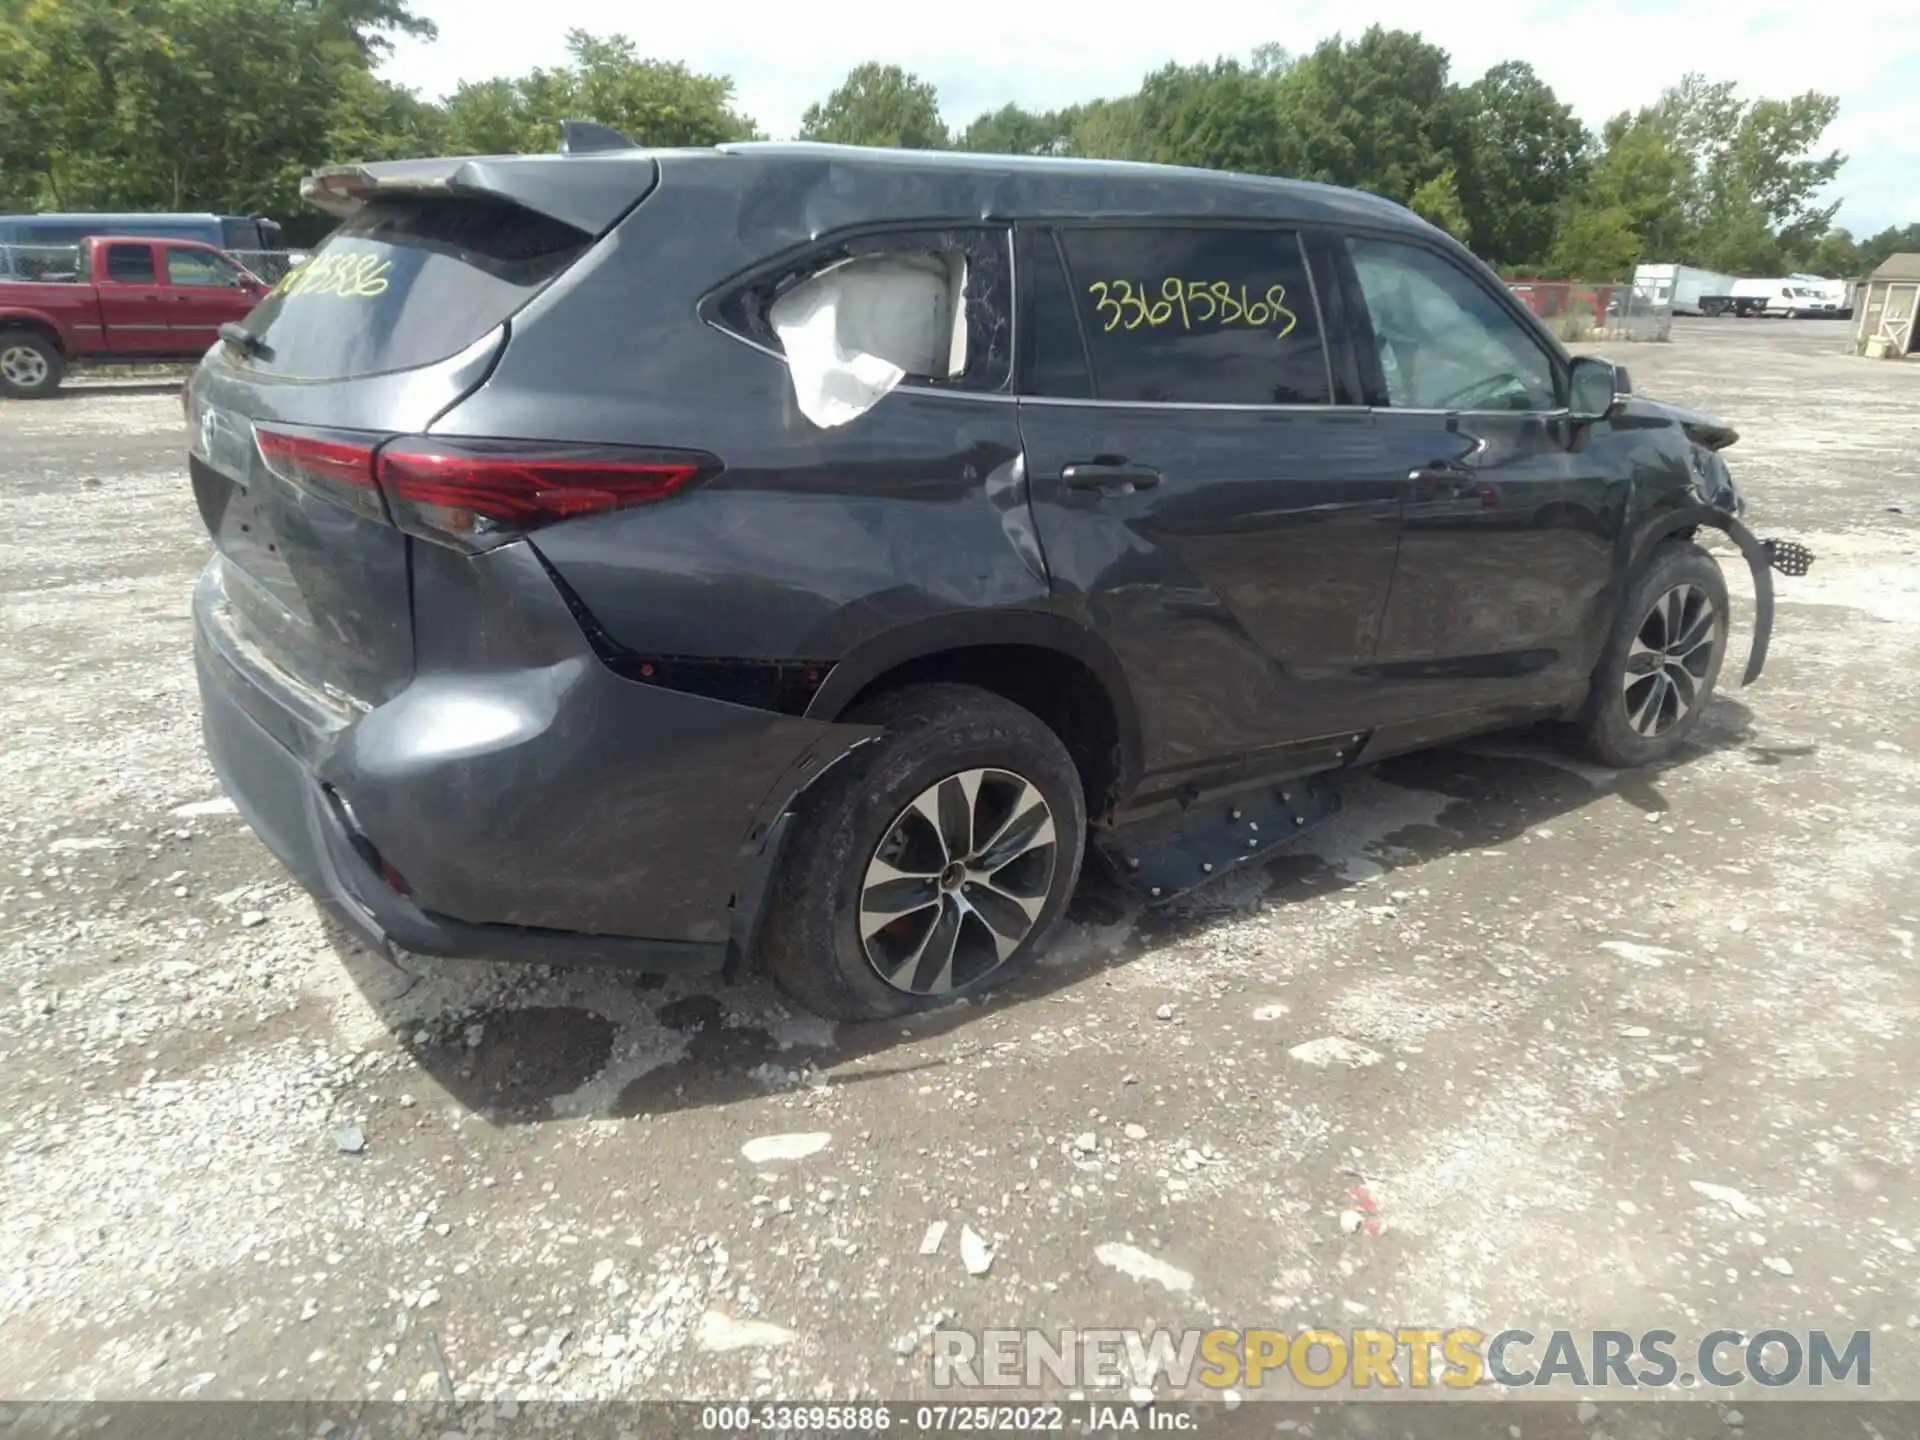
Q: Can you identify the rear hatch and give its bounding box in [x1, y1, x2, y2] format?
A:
[189, 158, 657, 722]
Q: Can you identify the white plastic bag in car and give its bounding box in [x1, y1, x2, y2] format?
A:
[769, 251, 967, 428]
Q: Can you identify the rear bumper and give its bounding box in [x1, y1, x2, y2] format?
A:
[196, 630, 726, 970]
[193, 544, 874, 970]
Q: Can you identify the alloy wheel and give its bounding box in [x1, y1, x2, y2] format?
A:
[1622, 582, 1720, 737]
[1, 344, 49, 390]
[858, 768, 1058, 995]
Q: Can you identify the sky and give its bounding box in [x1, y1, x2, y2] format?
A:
[381, 0, 1920, 237]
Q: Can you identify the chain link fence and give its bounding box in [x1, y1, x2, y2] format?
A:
[227, 249, 303, 281]
[1506, 278, 1673, 342]
[2, 243, 303, 283]
[0, 243, 87, 282]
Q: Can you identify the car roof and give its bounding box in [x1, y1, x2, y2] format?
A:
[700, 141, 1418, 229]
[311, 139, 1427, 243]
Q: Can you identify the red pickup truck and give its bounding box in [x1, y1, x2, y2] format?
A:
[0, 236, 269, 398]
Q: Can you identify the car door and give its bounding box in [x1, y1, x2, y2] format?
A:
[1015, 223, 1402, 788]
[161, 245, 254, 350]
[93, 242, 170, 353]
[1334, 232, 1627, 732]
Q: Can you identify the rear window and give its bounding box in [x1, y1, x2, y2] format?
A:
[238, 195, 590, 380]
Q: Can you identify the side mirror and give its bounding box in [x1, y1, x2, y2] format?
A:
[1568, 355, 1621, 422]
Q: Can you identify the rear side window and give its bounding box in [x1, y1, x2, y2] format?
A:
[714, 227, 1013, 395]
[238, 195, 591, 380]
[106, 244, 156, 284]
[1055, 227, 1331, 405]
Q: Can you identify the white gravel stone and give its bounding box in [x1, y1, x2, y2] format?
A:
[741, 1132, 831, 1164]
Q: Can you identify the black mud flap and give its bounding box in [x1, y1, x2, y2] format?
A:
[1095, 781, 1343, 904]
[1720, 517, 1815, 687]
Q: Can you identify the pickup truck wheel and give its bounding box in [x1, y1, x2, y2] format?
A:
[0, 331, 62, 399]
[758, 683, 1086, 1022]
[1569, 541, 1729, 768]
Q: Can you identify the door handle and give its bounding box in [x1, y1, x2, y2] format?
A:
[1062, 460, 1161, 495]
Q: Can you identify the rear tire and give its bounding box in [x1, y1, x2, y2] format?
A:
[0, 330, 63, 399]
[1568, 541, 1729, 768]
[759, 682, 1086, 1022]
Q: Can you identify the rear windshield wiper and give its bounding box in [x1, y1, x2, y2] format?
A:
[219, 322, 272, 361]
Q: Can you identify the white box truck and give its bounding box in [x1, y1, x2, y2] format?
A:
[1633, 263, 1741, 317]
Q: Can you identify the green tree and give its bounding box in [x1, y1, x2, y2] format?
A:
[1545, 204, 1642, 279]
[1268, 27, 1466, 203]
[438, 30, 757, 156]
[1857, 223, 1920, 275]
[1642, 72, 1844, 265]
[1690, 200, 1784, 275]
[799, 62, 947, 149]
[956, 103, 1073, 157]
[1804, 227, 1860, 277]
[1063, 96, 1146, 161]
[1128, 59, 1289, 175]
[0, 0, 436, 218]
[436, 77, 528, 156]
[1408, 166, 1468, 237]
[1456, 61, 1589, 268]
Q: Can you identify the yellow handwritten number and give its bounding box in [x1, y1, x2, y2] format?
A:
[1087, 277, 1299, 333]
[1266, 283, 1299, 338]
[274, 251, 392, 301]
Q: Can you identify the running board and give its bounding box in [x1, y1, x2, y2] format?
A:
[1095, 781, 1343, 904]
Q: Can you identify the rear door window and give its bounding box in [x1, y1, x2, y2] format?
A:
[237, 195, 591, 380]
[105, 244, 156, 284]
[1019, 230, 1093, 399]
[1054, 226, 1332, 405]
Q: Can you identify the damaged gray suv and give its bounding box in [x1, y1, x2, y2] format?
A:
[188, 129, 1811, 1021]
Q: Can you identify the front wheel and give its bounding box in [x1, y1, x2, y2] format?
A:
[0, 331, 63, 399]
[758, 682, 1087, 1022]
[1569, 541, 1729, 768]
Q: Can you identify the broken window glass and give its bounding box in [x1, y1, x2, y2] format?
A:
[717, 226, 1012, 427]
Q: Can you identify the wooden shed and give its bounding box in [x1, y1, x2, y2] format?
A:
[1854, 253, 1920, 357]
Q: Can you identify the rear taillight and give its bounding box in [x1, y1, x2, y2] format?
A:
[375, 440, 713, 551]
[252, 428, 713, 549]
[254, 425, 386, 521]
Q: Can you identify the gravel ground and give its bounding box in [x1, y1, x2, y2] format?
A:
[2, 325, 1917, 1435]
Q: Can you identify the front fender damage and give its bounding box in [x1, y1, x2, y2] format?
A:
[1668, 508, 1815, 687]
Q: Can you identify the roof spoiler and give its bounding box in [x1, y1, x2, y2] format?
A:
[300, 127, 655, 236]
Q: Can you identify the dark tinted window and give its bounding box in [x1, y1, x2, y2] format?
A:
[1021, 231, 1092, 399]
[1346, 236, 1558, 411]
[238, 195, 590, 380]
[105, 244, 156, 283]
[1056, 227, 1330, 405]
[221, 218, 268, 251]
